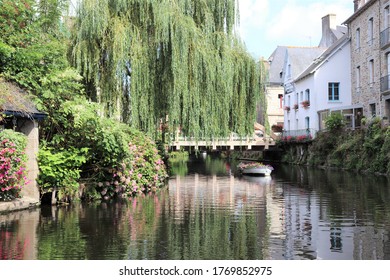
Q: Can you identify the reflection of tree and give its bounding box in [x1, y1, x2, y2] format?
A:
[124, 176, 268, 260]
[169, 162, 188, 177]
[78, 202, 131, 259]
[37, 206, 87, 259]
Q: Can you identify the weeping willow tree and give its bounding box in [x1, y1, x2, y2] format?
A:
[71, 0, 265, 140]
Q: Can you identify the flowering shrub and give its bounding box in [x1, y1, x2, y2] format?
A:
[281, 134, 312, 143]
[0, 130, 28, 201]
[237, 162, 274, 171]
[95, 131, 168, 200]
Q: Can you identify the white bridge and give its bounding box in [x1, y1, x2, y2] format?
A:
[169, 133, 277, 151]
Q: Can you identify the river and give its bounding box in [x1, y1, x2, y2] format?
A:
[1, 156, 390, 260]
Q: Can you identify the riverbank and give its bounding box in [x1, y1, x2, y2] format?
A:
[278, 118, 390, 176]
[0, 197, 40, 214]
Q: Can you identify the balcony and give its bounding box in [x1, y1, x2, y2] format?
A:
[380, 27, 390, 48]
[380, 75, 390, 93]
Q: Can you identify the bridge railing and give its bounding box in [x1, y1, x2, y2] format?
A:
[169, 132, 275, 150]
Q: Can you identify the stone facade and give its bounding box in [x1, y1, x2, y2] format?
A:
[19, 119, 40, 202]
[346, 0, 390, 120]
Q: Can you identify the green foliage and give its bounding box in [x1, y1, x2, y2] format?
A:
[71, 0, 264, 139]
[38, 146, 88, 201]
[0, 129, 28, 201]
[325, 113, 344, 131]
[0, 0, 70, 90]
[286, 120, 390, 175]
[168, 151, 189, 164]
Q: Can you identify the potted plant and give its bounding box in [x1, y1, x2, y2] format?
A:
[284, 106, 291, 112]
[301, 100, 310, 108]
[293, 104, 299, 110]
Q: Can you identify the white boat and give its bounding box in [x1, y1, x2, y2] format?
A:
[237, 162, 273, 176]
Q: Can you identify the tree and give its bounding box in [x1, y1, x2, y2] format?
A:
[71, 0, 265, 139]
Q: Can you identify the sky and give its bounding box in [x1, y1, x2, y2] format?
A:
[238, 0, 354, 59]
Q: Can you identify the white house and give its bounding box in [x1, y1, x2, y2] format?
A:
[289, 35, 353, 136]
[282, 46, 325, 136]
[282, 14, 355, 139]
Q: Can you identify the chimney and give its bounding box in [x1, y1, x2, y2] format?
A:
[354, 0, 359, 12]
[318, 14, 337, 48]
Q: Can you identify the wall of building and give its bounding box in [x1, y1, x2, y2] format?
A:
[19, 119, 40, 203]
[349, 0, 381, 118]
[266, 86, 284, 128]
[314, 41, 352, 113]
[289, 77, 317, 132]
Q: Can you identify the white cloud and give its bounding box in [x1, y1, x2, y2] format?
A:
[238, 0, 354, 57]
[238, 0, 269, 39]
[266, 1, 353, 47]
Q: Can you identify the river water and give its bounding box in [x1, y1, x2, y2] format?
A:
[1, 156, 390, 260]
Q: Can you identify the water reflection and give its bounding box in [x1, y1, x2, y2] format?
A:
[0, 210, 39, 259]
[1, 158, 390, 259]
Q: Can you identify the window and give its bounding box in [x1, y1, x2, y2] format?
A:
[300, 91, 303, 101]
[356, 66, 361, 88]
[368, 18, 374, 44]
[305, 89, 310, 102]
[288, 95, 291, 107]
[278, 94, 283, 108]
[370, 103, 376, 117]
[305, 117, 310, 130]
[328, 83, 340, 101]
[385, 6, 390, 29]
[356, 28, 360, 49]
[369, 59, 374, 84]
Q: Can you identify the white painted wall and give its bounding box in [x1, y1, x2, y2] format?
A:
[284, 40, 351, 135]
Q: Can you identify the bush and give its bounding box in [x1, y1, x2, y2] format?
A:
[37, 146, 88, 202]
[95, 129, 168, 200]
[0, 129, 28, 201]
[325, 113, 344, 131]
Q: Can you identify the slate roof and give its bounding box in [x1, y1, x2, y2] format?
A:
[0, 78, 46, 119]
[295, 34, 350, 82]
[285, 47, 326, 80]
[267, 46, 326, 86]
[333, 25, 348, 39]
[267, 46, 287, 85]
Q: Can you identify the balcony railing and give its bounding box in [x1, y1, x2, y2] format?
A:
[282, 129, 316, 140]
[380, 27, 390, 48]
[380, 74, 390, 93]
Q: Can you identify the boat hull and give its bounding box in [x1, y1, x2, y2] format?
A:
[241, 166, 272, 176]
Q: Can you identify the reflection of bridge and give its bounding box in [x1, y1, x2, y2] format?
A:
[169, 123, 277, 151]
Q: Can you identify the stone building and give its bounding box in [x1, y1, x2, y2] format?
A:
[0, 79, 46, 211]
[344, 0, 390, 122]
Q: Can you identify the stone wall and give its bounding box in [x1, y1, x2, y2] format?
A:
[349, 0, 390, 119]
[349, 0, 381, 117]
[19, 119, 40, 203]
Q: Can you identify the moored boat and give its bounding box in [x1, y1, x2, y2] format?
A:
[237, 162, 273, 176]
